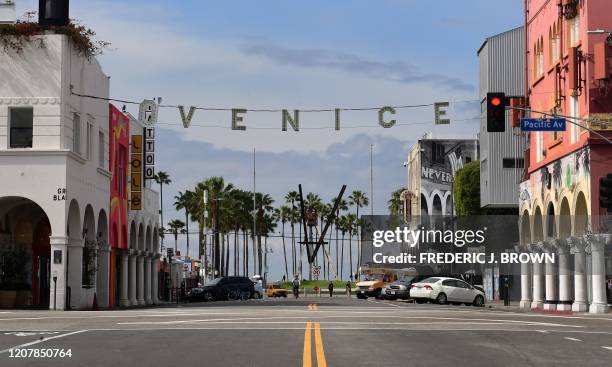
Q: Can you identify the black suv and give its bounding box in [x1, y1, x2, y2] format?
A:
[197, 276, 255, 301]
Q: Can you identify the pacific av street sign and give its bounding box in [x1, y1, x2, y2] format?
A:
[520, 118, 566, 132]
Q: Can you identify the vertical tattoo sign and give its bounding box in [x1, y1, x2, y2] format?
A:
[139, 99, 159, 180]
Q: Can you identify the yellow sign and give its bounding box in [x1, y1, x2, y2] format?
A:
[130, 191, 142, 210]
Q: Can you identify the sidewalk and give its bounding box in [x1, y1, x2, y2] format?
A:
[483, 301, 612, 317]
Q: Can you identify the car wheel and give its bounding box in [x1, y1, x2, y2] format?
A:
[473, 295, 485, 307]
[253, 291, 261, 299]
[204, 292, 214, 302]
[228, 289, 240, 301]
[283, 294, 287, 298]
[436, 293, 447, 305]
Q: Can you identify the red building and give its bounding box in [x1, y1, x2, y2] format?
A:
[519, 0, 612, 313]
[108, 105, 129, 307]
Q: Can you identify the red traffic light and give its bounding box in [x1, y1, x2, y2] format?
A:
[490, 97, 502, 107]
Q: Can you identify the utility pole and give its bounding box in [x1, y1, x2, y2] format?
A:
[253, 148, 257, 276]
[370, 144, 374, 216]
[214, 197, 220, 277]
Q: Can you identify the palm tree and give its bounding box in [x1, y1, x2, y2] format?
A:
[348, 190, 369, 279]
[285, 191, 300, 276]
[345, 213, 357, 280]
[388, 188, 406, 217]
[167, 219, 185, 253]
[274, 206, 291, 281]
[174, 191, 192, 257]
[336, 215, 348, 280]
[203, 177, 234, 276]
[154, 171, 172, 246]
[332, 197, 348, 279]
[187, 183, 208, 272]
[254, 192, 274, 277]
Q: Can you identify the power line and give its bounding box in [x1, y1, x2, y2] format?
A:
[70, 91, 478, 112]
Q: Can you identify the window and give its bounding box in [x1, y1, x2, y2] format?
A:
[9, 108, 33, 148]
[549, 22, 561, 64]
[442, 279, 457, 287]
[86, 122, 93, 160]
[535, 37, 544, 78]
[502, 158, 525, 169]
[98, 131, 105, 168]
[570, 95, 580, 143]
[536, 132, 543, 162]
[72, 113, 81, 154]
[568, 15, 580, 48]
[431, 142, 445, 164]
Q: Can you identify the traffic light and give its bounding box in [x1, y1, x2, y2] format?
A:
[487, 92, 507, 132]
[599, 174, 612, 210]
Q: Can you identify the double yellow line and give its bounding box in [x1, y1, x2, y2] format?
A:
[308, 303, 318, 311]
[303, 321, 327, 367]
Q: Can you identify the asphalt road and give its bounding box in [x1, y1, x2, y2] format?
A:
[0, 298, 611, 366]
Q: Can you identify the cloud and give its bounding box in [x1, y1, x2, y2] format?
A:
[242, 43, 475, 92]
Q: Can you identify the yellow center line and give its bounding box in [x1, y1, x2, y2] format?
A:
[303, 321, 312, 367]
[314, 322, 328, 367]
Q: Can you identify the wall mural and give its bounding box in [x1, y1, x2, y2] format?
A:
[519, 147, 590, 213]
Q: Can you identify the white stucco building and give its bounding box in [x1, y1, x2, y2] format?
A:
[0, 33, 111, 309]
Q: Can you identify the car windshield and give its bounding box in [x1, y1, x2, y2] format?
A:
[363, 274, 383, 281]
[397, 276, 415, 284]
[420, 278, 440, 284]
[206, 278, 223, 286]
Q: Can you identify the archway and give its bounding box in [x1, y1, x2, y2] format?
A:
[66, 199, 81, 309]
[520, 210, 531, 246]
[574, 192, 588, 235]
[545, 203, 555, 239]
[445, 195, 452, 215]
[533, 206, 544, 243]
[559, 198, 571, 238]
[0, 197, 52, 308]
[432, 195, 442, 216]
[420, 194, 428, 216]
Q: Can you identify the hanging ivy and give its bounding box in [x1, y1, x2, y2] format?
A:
[0, 21, 111, 59]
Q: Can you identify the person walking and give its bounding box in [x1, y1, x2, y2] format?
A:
[346, 281, 352, 298]
[292, 276, 300, 299]
[328, 281, 334, 298]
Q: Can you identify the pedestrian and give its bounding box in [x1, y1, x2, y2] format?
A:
[346, 281, 351, 298]
[292, 276, 300, 299]
[328, 281, 334, 298]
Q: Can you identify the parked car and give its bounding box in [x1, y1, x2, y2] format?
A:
[253, 280, 263, 299]
[185, 287, 206, 302]
[409, 277, 485, 306]
[200, 276, 255, 301]
[266, 284, 288, 298]
[382, 276, 423, 300]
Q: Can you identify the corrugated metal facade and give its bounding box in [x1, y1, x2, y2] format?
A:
[478, 27, 528, 207]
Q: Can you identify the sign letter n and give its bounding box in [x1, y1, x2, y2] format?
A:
[178, 106, 196, 128]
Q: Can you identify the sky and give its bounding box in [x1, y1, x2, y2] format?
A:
[17, 0, 524, 280]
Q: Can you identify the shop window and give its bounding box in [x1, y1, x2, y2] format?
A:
[9, 107, 33, 148]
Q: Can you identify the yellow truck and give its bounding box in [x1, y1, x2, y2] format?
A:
[355, 269, 397, 299]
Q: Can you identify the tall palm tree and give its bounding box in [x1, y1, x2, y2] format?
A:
[203, 176, 234, 276]
[336, 215, 348, 280]
[187, 183, 208, 272]
[285, 191, 300, 276]
[167, 219, 185, 253]
[332, 198, 348, 279]
[274, 206, 291, 281]
[345, 213, 357, 280]
[348, 190, 369, 279]
[254, 192, 274, 277]
[174, 191, 192, 257]
[154, 171, 171, 246]
[388, 187, 406, 217]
